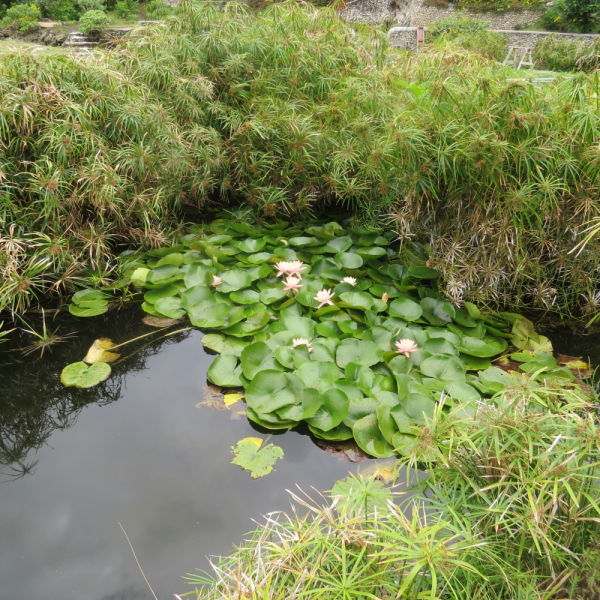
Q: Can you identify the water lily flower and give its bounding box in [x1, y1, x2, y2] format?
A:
[211, 275, 222, 287]
[382, 292, 389, 303]
[394, 339, 418, 358]
[275, 260, 306, 278]
[342, 277, 357, 286]
[283, 275, 302, 293]
[314, 288, 335, 308]
[290, 338, 313, 353]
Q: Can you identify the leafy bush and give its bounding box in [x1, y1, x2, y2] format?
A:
[453, 28, 507, 60]
[2, 2, 600, 315]
[555, 0, 600, 32]
[78, 8, 109, 36]
[144, 0, 171, 19]
[48, 0, 82, 21]
[77, 0, 105, 12]
[428, 15, 490, 41]
[534, 34, 600, 71]
[454, 0, 544, 10]
[2, 3, 41, 31]
[114, 0, 137, 19]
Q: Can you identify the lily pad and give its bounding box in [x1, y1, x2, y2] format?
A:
[61, 361, 111, 388]
[336, 339, 382, 369]
[353, 414, 396, 458]
[231, 437, 284, 479]
[388, 298, 422, 321]
[240, 342, 283, 380]
[207, 355, 243, 387]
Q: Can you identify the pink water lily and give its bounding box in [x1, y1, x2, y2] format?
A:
[211, 275, 222, 287]
[283, 275, 302, 293]
[275, 260, 306, 278]
[290, 338, 313, 353]
[314, 289, 335, 308]
[394, 339, 419, 358]
[342, 277, 357, 286]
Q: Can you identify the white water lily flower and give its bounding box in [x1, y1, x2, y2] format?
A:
[283, 275, 302, 293]
[342, 277, 357, 286]
[314, 288, 335, 308]
[290, 338, 313, 353]
[394, 339, 418, 358]
[211, 275, 222, 287]
[275, 260, 306, 278]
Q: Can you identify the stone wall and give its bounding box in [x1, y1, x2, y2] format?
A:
[342, 0, 542, 28]
[408, 0, 542, 28]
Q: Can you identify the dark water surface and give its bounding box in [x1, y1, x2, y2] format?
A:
[0, 309, 597, 600]
[0, 310, 360, 600]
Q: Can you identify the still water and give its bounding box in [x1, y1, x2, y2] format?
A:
[0, 309, 361, 600]
[0, 309, 597, 600]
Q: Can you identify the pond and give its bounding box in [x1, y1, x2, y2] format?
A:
[0, 309, 367, 600]
[0, 308, 597, 600]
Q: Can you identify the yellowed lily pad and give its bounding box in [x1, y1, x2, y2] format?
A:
[83, 338, 120, 364]
[231, 437, 284, 478]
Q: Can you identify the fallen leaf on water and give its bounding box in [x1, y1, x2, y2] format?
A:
[316, 439, 369, 463]
[197, 386, 246, 411]
[224, 393, 244, 408]
[231, 437, 284, 478]
[358, 458, 399, 484]
[142, 315, 182, 328]
[557, 354, 592, 377]
[83, 338, 120, 364]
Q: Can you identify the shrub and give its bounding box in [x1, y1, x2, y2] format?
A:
[555, 0, 600, 32]
[78, 8, 109, 36]
[48, 0, 82, 21]
[453, 28, 507, 60]
[534, 34, 600, 71]
[114, 0, 137, 19]
[77, 0, 105, 12]
[144, 0, 171, 19]
[428, 15, 490, 42]
[2, 3, 41, 31]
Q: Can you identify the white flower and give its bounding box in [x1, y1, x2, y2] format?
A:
[283, 275, 302, 293]
[275, 260, 306, 278]
[314, 289, 335, 308]
[211, 275, 222, 287]
[290, 338, 313, 353]
[394, 339, 418, 358]
[382, 292, 389, 302]
[342, 277, 357, 286]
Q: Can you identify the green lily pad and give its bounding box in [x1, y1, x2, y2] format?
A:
[154, 297, 186, 319]
[353, 414, 396, 458]
[207, 355, 243, 387]
[457, 336, 508, 358]
[295, 360, 340, 391]
[69, 304, 108, 317]
[219, 269, 253, 292]
[336, 339, 382, 369]
[231, 437, 284, 479]
[335, 252, 363, 269]
[408, 265, 439, 279]
[389, 298, 422, 321]
[237, 238, 266, 253]
[306, 388, 350, 432]
[339, 291, 374, 310]
[245, 370, 305, 414]
[420, 355, 466, 382]
[323, 236, 353, 253]
[61, 361, 111, 388]
[231, 289, 261, 304]
[240, 342, 283, 380]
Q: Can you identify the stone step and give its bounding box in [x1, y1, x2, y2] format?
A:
[64, 41, 98, 46]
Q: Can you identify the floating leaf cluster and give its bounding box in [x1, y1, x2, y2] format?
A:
[98, 218, 561, 458]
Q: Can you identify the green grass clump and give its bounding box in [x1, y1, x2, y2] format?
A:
[534, 34, 600, 71]
[1, 1, 600, 315]
[184, 383, 600, 599]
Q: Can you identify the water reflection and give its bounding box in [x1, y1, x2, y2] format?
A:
[0, 309, 192, 480]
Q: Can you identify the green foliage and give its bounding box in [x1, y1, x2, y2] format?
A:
[144, 0, 171, 19]
[428, 15, 490, 41]
[69, 289, 109, 316]
[555, 0, 600, 32]
[454, 0, 543, 11]
[2, 3, 41, 31]
[78, 8, 109, 36]
[534, 34, 600, 71]
[452, 29, 507, 60]
[77, 0, 105, 12]
[48, 0, 81, 21]
[2, 2, 600, 317]
[114, 0, 137, 19]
